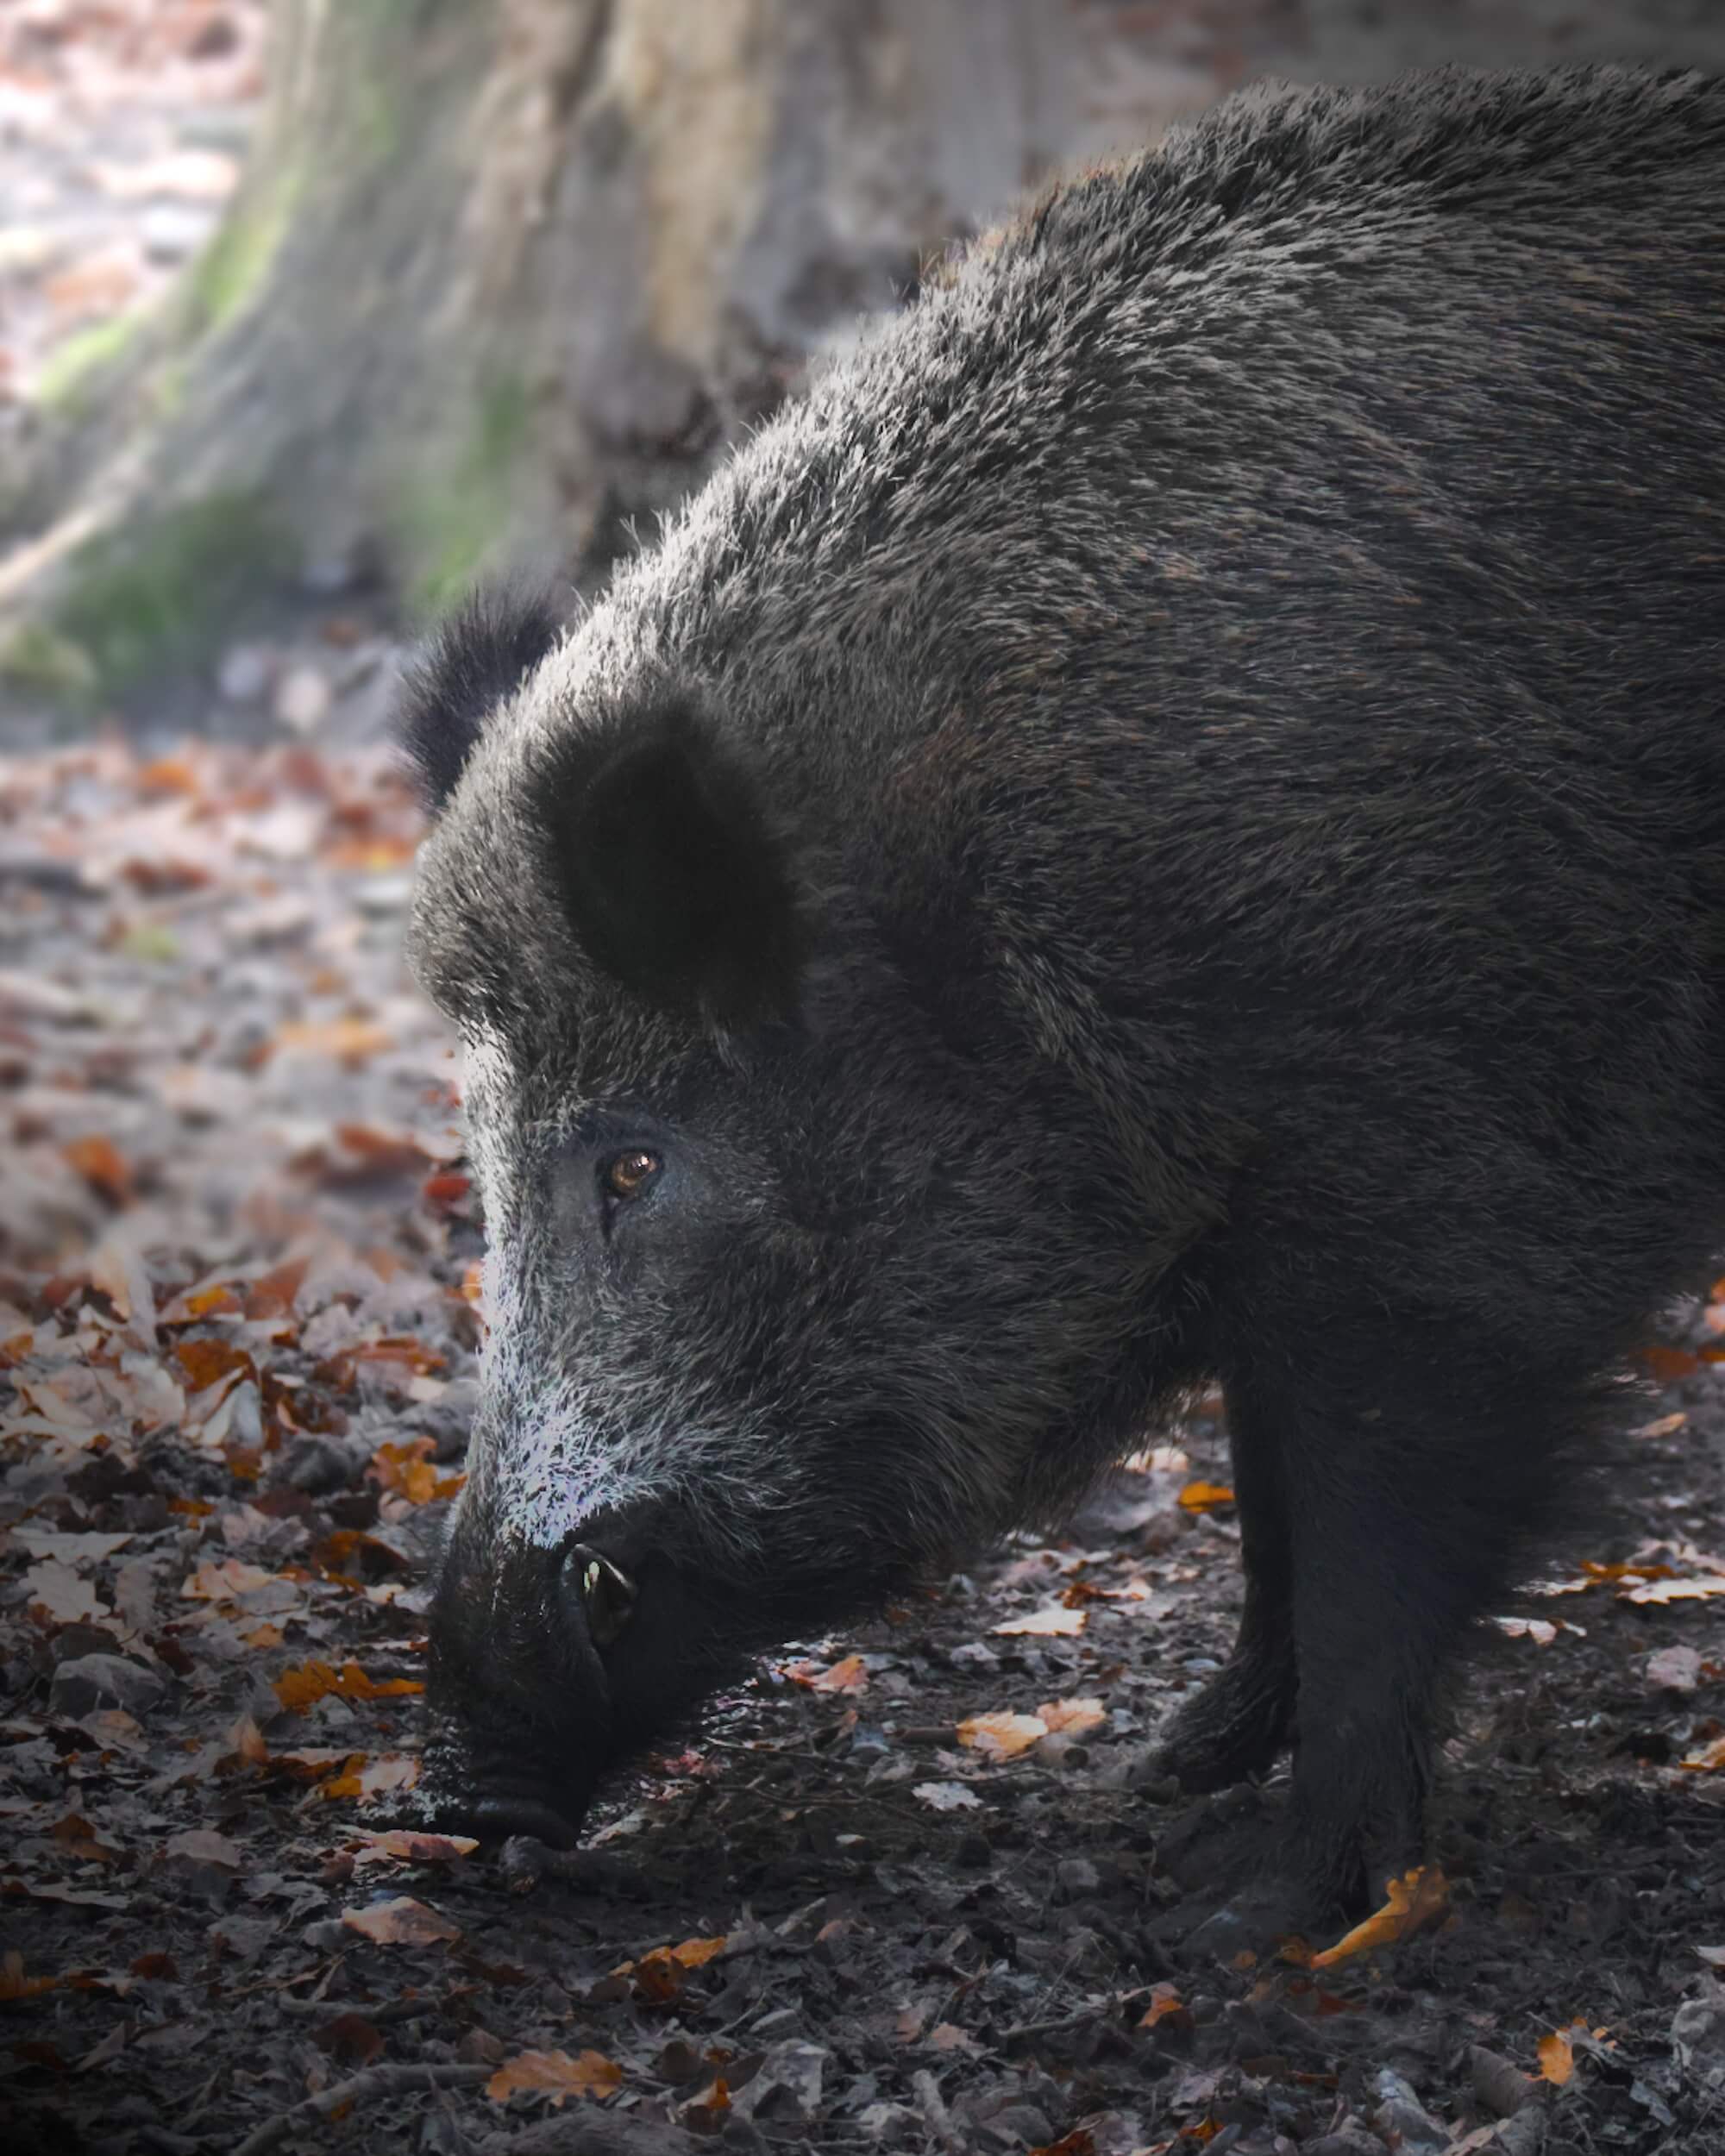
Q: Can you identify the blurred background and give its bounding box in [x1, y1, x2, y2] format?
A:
[3, 0, 1725, 755]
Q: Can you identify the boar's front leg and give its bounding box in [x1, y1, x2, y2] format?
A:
[1222, 1310, 1552, 1921]
[1150, 1387, 1297, 1791]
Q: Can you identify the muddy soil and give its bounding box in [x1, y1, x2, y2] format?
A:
[3, 742, 1725, 2156]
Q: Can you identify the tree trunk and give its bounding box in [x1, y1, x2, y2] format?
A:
[1, 0, 1259, 703]
[9, 0, 1713, 708]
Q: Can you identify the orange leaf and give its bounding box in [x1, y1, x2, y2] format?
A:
[62, 1134, 133, 1205]
[486, 2047, 623, 2105]
[0, 1952, 58, 2002]
[781, 1653, 869, 1693]
[1038, 1696, 1107, 1737]
[1539, 2023, 1585, 2085]
[1178, 1480, 1236, 1513]
[616, 1936, 728, 2001]
[1308, 1866, 1451, 1969]
[244, 1257, 309, 1320]
[957, 1711, 1047, 1761]
[341, 1896, 460, 1947]
[423, 1172, 473, 1207]
[173, 1338, 254, 1393]
[370, 1438, 464, 1505]
[352, 1830, 478, 1865]
[272, 1658, 423, 1712]
[1137, 1981, 1189, 2029]
[321, 1756, 421, 1802]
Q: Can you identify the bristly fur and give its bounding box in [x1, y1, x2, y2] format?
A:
[401, 65, 1725, 1917]
[397, 586, 564, 811]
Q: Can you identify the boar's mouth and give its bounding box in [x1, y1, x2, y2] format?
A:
[425, 1525, 760, 1848]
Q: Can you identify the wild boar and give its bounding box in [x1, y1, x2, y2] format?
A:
[398, 63, 1725, 1921]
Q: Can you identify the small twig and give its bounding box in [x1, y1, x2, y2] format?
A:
[912, 2067, 965, 2156]
[231, 2062, 492, 2156]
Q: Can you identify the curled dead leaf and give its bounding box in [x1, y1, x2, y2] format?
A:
[1307, 1866, 1451, 1969]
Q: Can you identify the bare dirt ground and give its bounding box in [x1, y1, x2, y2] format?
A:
[3, 742, 1725, 2155]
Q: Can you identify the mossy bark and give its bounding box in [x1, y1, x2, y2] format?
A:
[0, 0, 1210, 703]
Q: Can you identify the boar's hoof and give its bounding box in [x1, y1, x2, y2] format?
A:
[465, 1794, 586, 1849]
[1148, 1658, 1295, 1793]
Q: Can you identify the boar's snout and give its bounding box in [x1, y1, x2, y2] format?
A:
[425, 1501, 736, 1846]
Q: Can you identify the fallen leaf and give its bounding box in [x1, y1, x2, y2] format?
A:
[181, 1558, 275, 1603]
[272, 1658, 423, 1712]
[1038, 1696, 1107, 1736]
[1307, 1866, 1451, 1968]
[0, 1952, 58, 2002]
[1539, 2021, 1588, 2085]
[26, 1559, 109, 1627]
[957, 1711, 1048, 1760]
[341, 1896, 460, 1946]
[61, 1133, 133, 1204]
[781, 1652, 869, 1693]
[486, 2047, 623, 2105]
[1138, 1981, 1190, 2030]
[1178, 1480, 1236, 1512]
[993, 1605, 1086, 1638]
[616, 1935, 728, 2002]
[913, 1781, 982, 1811]
[321, 1756, 420, 1802]
[1680, 1736, 1725, 1771]
[351, 1830, 478, 1865]
[369, 1438, 464, 1506]
[1625, 1577, 1725, 1605]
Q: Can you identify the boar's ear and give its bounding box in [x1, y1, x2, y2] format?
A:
[397, 586, 562, 812]
[540, 697, 802, 1029]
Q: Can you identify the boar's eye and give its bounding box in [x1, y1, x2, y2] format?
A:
[602, 1148, 662, 1202]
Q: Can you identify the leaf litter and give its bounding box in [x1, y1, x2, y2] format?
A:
[2, 745, 1725, 2156]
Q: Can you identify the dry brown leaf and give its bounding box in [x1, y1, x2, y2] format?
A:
[1138, 1980, 1190, 2030]
[341, 1896, 460, 1947]
[272, 1658, 424, 1713]
[486, 2047, 623, 2105]
[321, 1756, 421, 1802]
[957, 1711, 1048, 1761]
[1680, 1735, 1725, 1771]
[1038, 1696, 1107, 1737]
[1307, 1866, 1451, 1969]
[0, 1952, 57, 2002]
[61, 1133, 134, 1205]
[180, 1558, 274, 1603]
[1178, 1480, 1236, 1512]
[781, 1652, 869, 1693]
[615, 1935, 728, 2001]
[1539, 2022, 1584, 2084]
[369, 1438, 465, 1506]
[352, 1830, 479, 1866]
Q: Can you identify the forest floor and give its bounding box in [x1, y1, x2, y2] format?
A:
[3, 746, 1725, 2156]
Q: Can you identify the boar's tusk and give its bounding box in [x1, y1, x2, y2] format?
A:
[572, 1544, 637, 1648]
